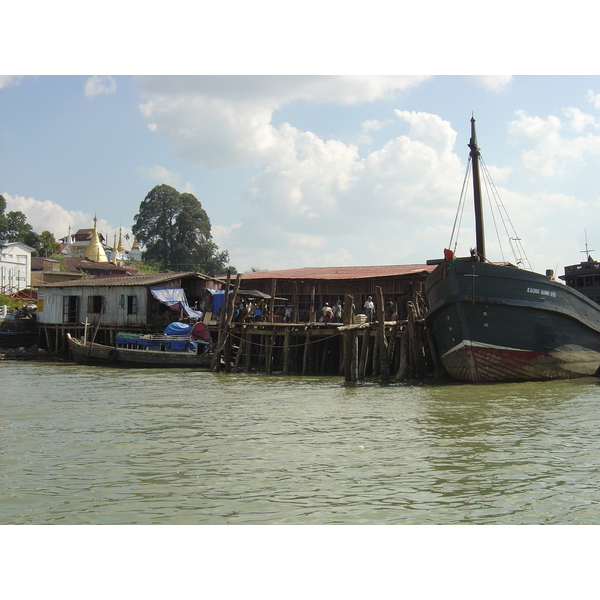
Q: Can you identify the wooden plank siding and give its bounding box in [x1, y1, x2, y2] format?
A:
[234, 265, 435, 321]
[36, 272, 218, 329]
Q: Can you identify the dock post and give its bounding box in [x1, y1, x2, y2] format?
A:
[396, 331, 409, 380]
[375, 286, 390, 381]
[283, 327, 291, 374]
[234, 326, 246, 372]
[358, 326, 370, 380]
[302, 328, 311, 375]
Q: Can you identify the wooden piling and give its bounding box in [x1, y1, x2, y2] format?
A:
[283, 328, 291, 374]
[375, 286, 389, 381]
[358, 326, 371, 380]
[396, 331, 409, 380]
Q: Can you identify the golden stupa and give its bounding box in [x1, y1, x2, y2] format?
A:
[83, 216, 109, 263]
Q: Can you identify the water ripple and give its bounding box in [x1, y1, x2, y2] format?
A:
[2, 363, 600, 523]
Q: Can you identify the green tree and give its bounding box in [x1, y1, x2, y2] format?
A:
[0, 200, 36, 246]
[0, 195, 7, 241]
[39, 230, 61, 257]
[132, 184, 232, 276]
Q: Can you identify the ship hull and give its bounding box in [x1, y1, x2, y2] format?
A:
[425, 259, 600, 382]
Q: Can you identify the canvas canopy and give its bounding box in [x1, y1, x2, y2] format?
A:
[150, 286, 204, 319]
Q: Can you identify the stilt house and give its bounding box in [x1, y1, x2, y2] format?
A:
[234, 264, 435, 322]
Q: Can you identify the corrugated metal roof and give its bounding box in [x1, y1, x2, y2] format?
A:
[64, 258, 134, 273]
[235, 264, 435, 281]
[39, 272, 209, 288]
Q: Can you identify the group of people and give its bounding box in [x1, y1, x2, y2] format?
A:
[320, 300, 344, 323]
[234, 297, 265, 322]
[232, 296, 396, 325]
[319, 296, 395, 324]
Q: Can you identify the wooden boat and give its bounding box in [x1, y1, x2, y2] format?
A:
[424, 117, 600, 382]
[66, 322, 214, 367]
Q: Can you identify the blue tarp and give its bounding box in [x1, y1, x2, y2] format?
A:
[207, 289, 232, 315]
[163, 322, 193, 336]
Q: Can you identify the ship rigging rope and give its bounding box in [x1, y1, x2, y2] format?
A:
[448, 154, 532, 271]
[449, 158, 472, 254]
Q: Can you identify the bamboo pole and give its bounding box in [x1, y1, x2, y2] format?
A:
[233, 326, 246, 372]
[267, 329, 276, 374]
[396, 332, 409, 380]
[375, 286, 389, 380]
[292, 281, 299, 323]
[358, 326, 371, 380]
[302, 329, 311, 375]
[210, 271, 240, 371]
[283, 327, 291, 375]
[269, 279, 276, 322]
[244, 331, 253, 371]
[351, 330, 359, 381]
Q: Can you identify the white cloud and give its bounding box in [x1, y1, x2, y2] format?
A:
[563, 107, 595, 132]
[2, 193, 132, 251]
[213, 110, 469, 270]
[4, 193, 89, 237]
[508, 110, 600, 176]
[84, 76, 117, 98]
[586, 89, 600, 109]
[130, 76, 588, 273]
[136, 165, 195, 194]
[136, 75, 428, 107]
[0, 76, 24, 89]
[474, 75, 513, 92]
[135, 76, 429, 170]
[137, 165, 176, 185]
[212, 222, 241, 245]
[287, 232, 328, 248]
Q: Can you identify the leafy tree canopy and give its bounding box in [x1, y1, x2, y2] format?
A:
[39, 230, 61, 257]
[0, 200, 33, 243]
[132, 184, 233, 276]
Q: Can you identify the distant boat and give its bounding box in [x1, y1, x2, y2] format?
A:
[424, 117, 600, 382]
[66, 322, 214, 368]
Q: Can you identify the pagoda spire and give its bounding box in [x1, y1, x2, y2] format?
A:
[117, 228, 125, 252]
[83, 216, 108, 263]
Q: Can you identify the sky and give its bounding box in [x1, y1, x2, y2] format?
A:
[3, 5, 600, 283]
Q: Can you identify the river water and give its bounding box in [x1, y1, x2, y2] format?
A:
[2, 360, 600, 525]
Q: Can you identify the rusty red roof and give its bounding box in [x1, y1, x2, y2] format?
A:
[39, 272, 210, 288]
[236, 264, 435, 281]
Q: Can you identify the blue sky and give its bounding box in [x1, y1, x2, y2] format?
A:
[3, 74, 600, 277]
[3, 7, 600, 279]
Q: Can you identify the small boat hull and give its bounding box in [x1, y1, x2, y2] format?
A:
[425, 259, 600, 382]
[66, 333, 212, 368]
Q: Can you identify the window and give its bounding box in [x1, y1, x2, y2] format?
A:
[62, 296, 79, 323]
[127, 295, 138, 315]
[87, 295, 104, 314]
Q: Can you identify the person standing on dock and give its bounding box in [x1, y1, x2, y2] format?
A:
[322, 302, 333, 323]
[333, 299, 343, 322]
[364, 296, 375, 322]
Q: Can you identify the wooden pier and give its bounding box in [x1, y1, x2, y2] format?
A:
[208, 284, 443, 382]
[34, 279, 444, 382]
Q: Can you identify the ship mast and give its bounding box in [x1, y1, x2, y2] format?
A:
[469, 115, 485, 261]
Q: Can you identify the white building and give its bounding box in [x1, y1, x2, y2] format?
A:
[0, 242, 34, 294]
